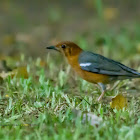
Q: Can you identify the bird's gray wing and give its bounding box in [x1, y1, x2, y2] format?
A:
[78, 51, 140, 77]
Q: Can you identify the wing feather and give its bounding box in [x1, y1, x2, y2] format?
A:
[78, 51, 140, 77]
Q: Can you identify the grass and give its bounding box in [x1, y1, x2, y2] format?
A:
[0, 1, 140, 139]
[0, 45, 140, 139]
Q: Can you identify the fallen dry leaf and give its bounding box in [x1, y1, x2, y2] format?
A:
[39, 60, 47, 67]
[0, 71, 11, 79]
[103, 8, 118, 21]
[72, 109, 102, 126]
[0, 66, 28, 79]
[12, 67, 28, 79]
[2, 34, 16, 45]
[110, 94, 128, 110]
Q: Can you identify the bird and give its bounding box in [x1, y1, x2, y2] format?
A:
[46, 41, 140, 101]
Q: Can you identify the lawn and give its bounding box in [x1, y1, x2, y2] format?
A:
[0, 1, 140, 140]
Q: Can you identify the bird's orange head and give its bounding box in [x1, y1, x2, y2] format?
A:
[46, 41, 82, 56]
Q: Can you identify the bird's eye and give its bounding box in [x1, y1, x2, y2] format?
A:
[61, 44, 66, 49]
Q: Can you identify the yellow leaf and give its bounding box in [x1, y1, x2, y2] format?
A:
[22, 124, 29, 126]
[12, 67, 28, 79]
[5, 94, 9, 98]
[40, 60, 47, 67]
[2, 34, 16, 45]
[103, 8, 118, 21]
[110, 94, 128, 110]
[0, 67, 28, 79]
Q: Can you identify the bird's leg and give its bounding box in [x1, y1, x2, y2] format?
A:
[97, 83, 106, 102]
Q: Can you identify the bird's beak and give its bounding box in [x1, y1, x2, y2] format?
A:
[46, 46, 60, 52]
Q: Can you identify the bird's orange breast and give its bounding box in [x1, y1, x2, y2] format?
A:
[67, 54, 109, 84]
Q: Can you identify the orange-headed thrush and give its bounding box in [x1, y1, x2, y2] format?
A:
[46, 41, 140, 101]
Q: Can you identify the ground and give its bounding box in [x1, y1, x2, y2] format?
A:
[0, 1, 140, 140]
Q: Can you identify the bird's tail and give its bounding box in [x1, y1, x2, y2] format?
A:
[129, 75, 140, 78]
[117, 68, 140, 80]
[117, 75, 140, 80]
[117, 62, 140, 78]
[129, 69, 140, 78]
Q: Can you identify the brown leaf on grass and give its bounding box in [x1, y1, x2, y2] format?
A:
[103, 8, 118, 21]
[39, 60, 47, 67]
[0, 66, 28, 79]
[0, 71, 11, 79]
[2, 34, 16, 45]
[12, 67, 28, 79]
[110, 94, 128, 110]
